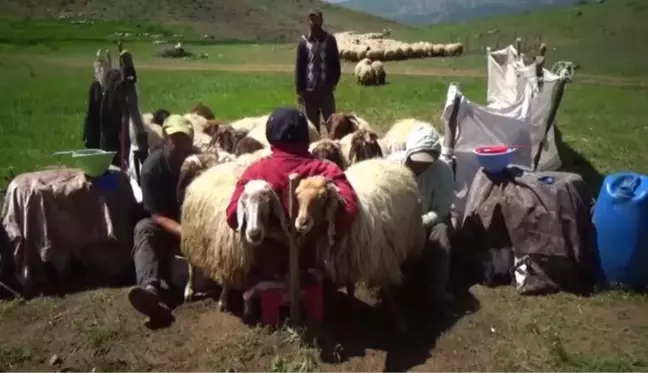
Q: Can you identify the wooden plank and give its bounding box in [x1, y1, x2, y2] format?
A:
[287, 173, 301, 325]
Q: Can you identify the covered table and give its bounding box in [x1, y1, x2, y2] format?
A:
[2, 167, 139, 296]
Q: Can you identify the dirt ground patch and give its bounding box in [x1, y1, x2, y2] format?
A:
[1, 285, 647, 372]
[44, 57, 648, 88]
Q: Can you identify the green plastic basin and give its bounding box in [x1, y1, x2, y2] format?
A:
[52, 149, 117, 177]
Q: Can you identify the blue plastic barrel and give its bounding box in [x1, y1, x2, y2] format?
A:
[593, 172, 648, 290]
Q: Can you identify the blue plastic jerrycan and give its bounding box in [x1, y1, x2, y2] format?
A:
[593, 172, 648, 290]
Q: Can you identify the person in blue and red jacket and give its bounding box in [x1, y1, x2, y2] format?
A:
[226, 106, 358, 283]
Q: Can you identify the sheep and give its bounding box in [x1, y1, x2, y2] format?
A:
[177, 152, 223, 207]
[190, 102, 215, 120]
[355, 61, 376, 86]
[180, 162, 291, 311]
[371, 60, 386, 85]
[234, 136, 265, 156]
[244, 116, 321, 147]
[202, 119, 230, 137]
[229, 114, 268, 132]
[366, 48, 384, 61]
[207, 124, 250, 154]
[184, 112, 213, 134]
[382, 118, 437, 154]
[140, 112, 164, 150]
[325, 112, 371, 140]
[339, 128, 386, 165]
[236, 147, 272, 167]
[354, 58, 371, 77]
[293, 159, 426, 332]
[431, 44, 444, 57]
[444, 43, 464, 56]
[309, 139, 348, 170]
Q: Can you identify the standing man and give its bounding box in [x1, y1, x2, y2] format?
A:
[295, 9, 341, 133]
[127, 115, 195, 325]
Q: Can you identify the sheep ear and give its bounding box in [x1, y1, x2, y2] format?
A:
[323, 182, 343, 247]
[236, 194, 247, 232]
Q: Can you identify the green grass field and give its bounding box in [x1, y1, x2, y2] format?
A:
[1, 2, 648, 370]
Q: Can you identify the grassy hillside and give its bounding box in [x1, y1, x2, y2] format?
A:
[338, 0, 572, 25]
[415, 0, 648, 77]
[1, 0, 409, 42]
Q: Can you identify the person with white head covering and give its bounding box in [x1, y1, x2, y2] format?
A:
[388, 122, 455, 305]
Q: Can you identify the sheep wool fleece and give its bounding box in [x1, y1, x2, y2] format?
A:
[387, 123, 455, 229]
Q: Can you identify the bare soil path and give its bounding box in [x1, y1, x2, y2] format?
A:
[46, 57, 648, 88]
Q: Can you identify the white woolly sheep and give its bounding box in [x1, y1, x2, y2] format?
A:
[180, 162, 291, 312]
[229, 114, 268, 132]
[293, 159, 426, 332]
[355, 62, 376, 86]
[370, 60, 386, 85]
[354, 58, 371, 77]
[382, 118, 437, 154]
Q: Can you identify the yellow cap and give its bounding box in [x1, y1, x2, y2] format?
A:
[163, 115, 194, 138]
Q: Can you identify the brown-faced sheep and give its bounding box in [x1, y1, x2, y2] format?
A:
[326, 112, 371, 140]
[309, 139, 347, 170]
[190, 102, 215, 120]
[207, 124, 250, 155]
[234, 136, 265, 156]
[293, 159, 426, 333]
[339, 128, 386, 166]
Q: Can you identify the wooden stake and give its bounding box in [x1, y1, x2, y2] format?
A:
[515, 37, 522, 54]
[287, 173, 301, 325]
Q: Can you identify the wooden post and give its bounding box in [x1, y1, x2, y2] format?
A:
[515, 37, 522, 54]
[287, 173, 301, 325]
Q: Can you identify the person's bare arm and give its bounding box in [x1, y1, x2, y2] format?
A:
[152, 214, 182, 237]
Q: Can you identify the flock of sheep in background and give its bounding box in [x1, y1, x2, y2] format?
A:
[134, 103, 442, 330]
[335, 31, 464, 62]
[336, 31, 464, 86]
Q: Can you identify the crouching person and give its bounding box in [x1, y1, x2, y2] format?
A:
[388, 123, 455, 305]
[128, 115, 196, 324]
[225, 107, 358, 321]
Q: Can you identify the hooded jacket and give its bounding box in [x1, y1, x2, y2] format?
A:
[387, 123, 455, 229]
[226, 107, 358, 279]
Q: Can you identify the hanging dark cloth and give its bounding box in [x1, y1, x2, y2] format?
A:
[101, 69, 129, 167]
[82, 80, 103, 149]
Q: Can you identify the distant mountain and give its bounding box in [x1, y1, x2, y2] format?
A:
[323, 0, 575, 25]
